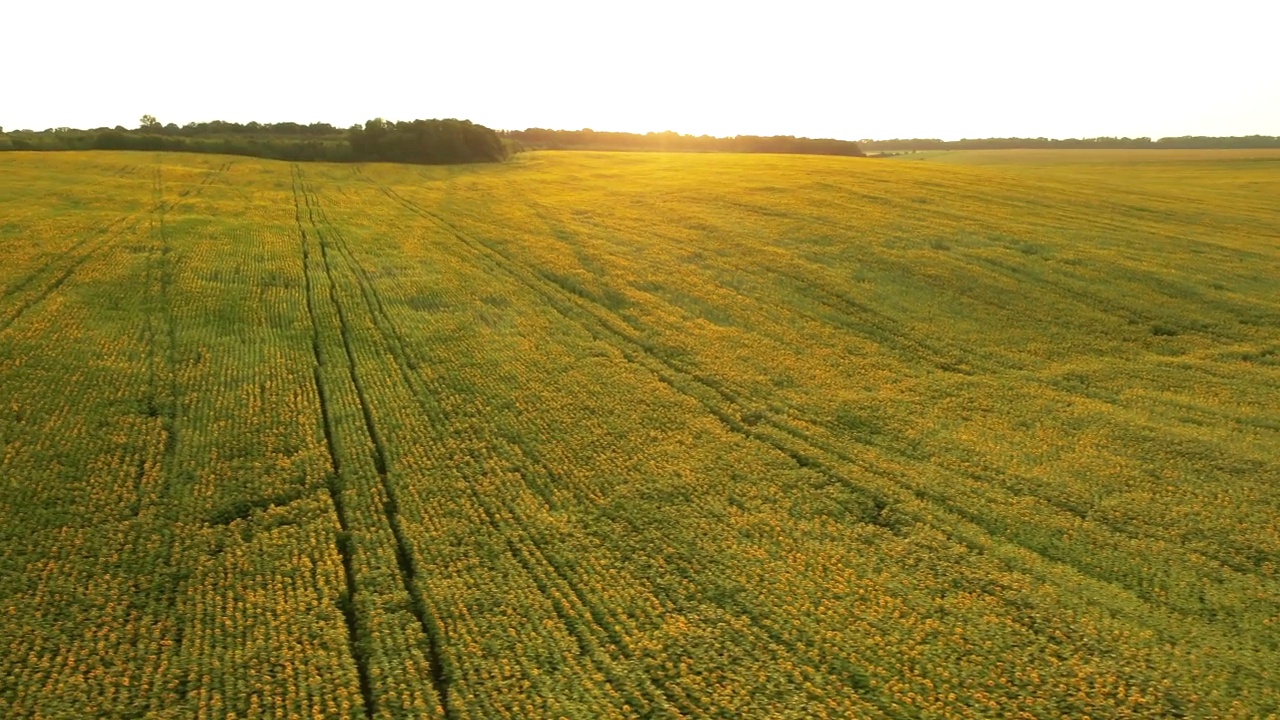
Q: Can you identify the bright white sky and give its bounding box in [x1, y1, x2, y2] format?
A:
[3, 0, 1277, 140]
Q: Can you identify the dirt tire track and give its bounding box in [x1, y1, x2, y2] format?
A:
[308, 168, 693, 717]
[291, 166, 377, 720]
[0, 161, 230, 338]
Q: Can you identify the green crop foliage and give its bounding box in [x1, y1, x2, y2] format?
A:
[1, 148, 1278, 719]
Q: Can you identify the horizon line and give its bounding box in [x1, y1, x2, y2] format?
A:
[3, 120, 1278, 144]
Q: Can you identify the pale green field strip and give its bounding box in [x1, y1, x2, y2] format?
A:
[0, 149, 1277, 719]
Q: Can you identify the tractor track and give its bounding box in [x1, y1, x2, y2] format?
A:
[0, 161, 228, 339]
[291, 167, 377, 720]
[307, 168, 699, 717]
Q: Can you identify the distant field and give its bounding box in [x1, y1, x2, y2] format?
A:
[885, 147, 1280, 165]
[1, 149, 1278, 718]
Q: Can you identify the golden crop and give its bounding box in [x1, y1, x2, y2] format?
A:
[0, 148, 1277, 718]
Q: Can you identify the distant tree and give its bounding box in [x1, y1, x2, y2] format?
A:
[139, 114, 160, 131]
[347, 118, 506, 164]
[93, 131, 129, 150]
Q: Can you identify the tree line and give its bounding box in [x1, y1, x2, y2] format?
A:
[859, 136, 1280, 151]
[0, 117, 508, 164]
[6, 119, 1275, 161]
[501, 129, 866, 157]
